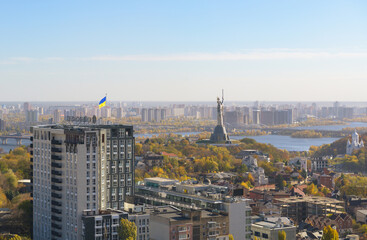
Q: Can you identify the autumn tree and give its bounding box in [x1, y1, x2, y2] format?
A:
[278, 230, 286, 240]
[321, 225, 339, 240]
[228, 234, 234, 240]
[118, 218, 137, 240]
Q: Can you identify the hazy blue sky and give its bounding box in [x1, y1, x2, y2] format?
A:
[1, 1, 367, 102]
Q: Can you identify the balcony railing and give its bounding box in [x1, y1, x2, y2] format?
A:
[51, 147, 62, 153]
[51, 223, 62, 230]
[51, 178, 62, 184]
[51, 230, 62, 237]
[51, 185, 62, 191]
[51, 170, 62, 176]
[51, 155, 62, 160]
[51, 162, 62, 168]
[51, 139, 62, 145]
[51, 208, 62, 214]
[51, 215, 62, 222]
[51, 192, 62, 199]
[51, 200, 62, 207]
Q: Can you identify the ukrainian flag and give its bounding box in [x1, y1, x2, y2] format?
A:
[99, 96, 107, 109]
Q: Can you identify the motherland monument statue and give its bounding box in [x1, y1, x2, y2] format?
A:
[210, 90, 230, 143]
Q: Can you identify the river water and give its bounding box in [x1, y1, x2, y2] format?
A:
[2, 122, 366, 153]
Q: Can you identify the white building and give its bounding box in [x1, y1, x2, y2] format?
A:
[223, 199, 252, 240]
[289, 157, 307, 173]
[356, 209, 367, 224]
[252, 167, 269, 186]
[251, 218, 296, 240]
[346, 130, 364, 155]
[32, 123, 135, 240]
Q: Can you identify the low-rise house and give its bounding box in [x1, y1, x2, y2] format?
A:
[289, 157, 308, 173]
[143, 151, 164, 167]
[305, 213, 353, 235]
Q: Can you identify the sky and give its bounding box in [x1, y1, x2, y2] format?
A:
[1, 0, 367, 102]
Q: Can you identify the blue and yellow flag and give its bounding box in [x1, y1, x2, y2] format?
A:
[99, 96, 107, 109]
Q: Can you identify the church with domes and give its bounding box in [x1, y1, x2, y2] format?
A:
[346, 129, 364, 155]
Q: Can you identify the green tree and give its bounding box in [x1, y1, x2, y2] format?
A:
[118, 218, 137, 240]
[278, 230, 286, 240]
[321, 225, 339, 240]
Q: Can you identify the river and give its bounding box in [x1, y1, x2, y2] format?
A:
[2, 122, 366, 153]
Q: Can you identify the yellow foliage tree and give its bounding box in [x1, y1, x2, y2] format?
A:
[278, 230, 286, 240]
[321, 225, 339, 240]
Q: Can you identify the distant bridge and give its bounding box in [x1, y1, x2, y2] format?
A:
[0, 134, 31, 145]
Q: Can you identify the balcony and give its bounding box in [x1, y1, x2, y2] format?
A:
[51, 208, 62, 214]
[51, 147, 62, 153]
[51, 139, 62, 145]
[51, 155, 62, 160]
[178, 227, 187, 232]
[51, 223, 62, 230]
[51, 192, 62, 199]
[51, 170, 62, 176]
[51, 162, 62, 168]
[51, 200, 62, 207]
[51, 178, 62, 184]
[51, 215, 62, 222]
[51, 185, 62, 191]
[51, 230, 62, 237]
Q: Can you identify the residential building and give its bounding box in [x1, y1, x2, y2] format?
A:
[275, 196, 345, 224]
[81, 209, 128, 240]
[148, 206, 230, 240]
[26, 109, 39, 123]
[311, 158, 329, 172]
[53, 110, 62, 124]
[305, 213, 353, 234]
[31, 123, 135, 240]
[136, 177, 252, 240]
[0, 118, 6, 131]
[251, 218, 296, 240]
[124, 203, 150, 240]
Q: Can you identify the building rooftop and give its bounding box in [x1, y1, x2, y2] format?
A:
[252, 220, 295, 230]
[276, 196, 343, 205]
[145, 177, 176, 182]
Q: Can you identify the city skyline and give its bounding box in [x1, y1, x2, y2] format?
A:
[1, 1, 367, 101]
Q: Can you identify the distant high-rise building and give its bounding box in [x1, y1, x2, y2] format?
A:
[26, 109, 39, 123]
[53, 110, 61, 123]
[252, 109, 260, 125]
[24, 102, 31, 112]
[141, 108, 148, 122]
[147, 109, 154, 122]
[101, 107, 111, 118]
[260, 110, 274, 125]
[0, 118, 6, 131]
[32, 124, 135, 240]
[116, 107, 124, 119]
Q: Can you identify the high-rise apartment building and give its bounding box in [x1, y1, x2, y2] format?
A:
[53, 110, 61, 124]
[31, 123, 135, 240]
[26, 109, 39, 123]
